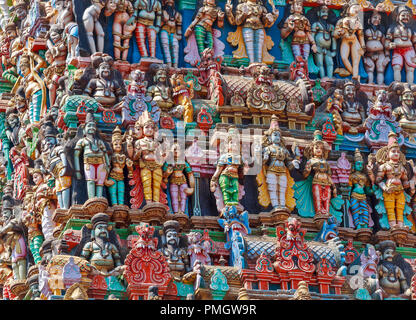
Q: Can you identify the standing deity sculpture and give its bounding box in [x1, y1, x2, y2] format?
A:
[130, 0, 162, 59]
[385, 5, 416, 84]
[161, 220, 190, 279]
[83, 0, 107, 54]
[309, 5, 337, 78]
[375, 132, 414, 229]
[170, 72, 194, 124]
[210, 127, 245, 212]
[104, 0, 135, 61]
[375, 240, 412, 299]
[363, 10, 390, 85]
[147, 64, 174, 113]
[133, 111, 164, 204]
[0, 195, 27, 280]
[74, 109, 111, 199]
[333, 0, 366, 81]
[108, 126, 133, 206]
[225, 0, 278, 64]
[256, 115, 298, 212]
[184, 0, 224, 66]
[294, 130, 338, 218]
[78, 213, 123, 274]
[160, 0, 182, 67]
[349, 149, 374, 229]
[280, 0, 317, 63]
[163, 143, 195, 214]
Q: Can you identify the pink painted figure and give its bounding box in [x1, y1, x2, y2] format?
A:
[336, 152, 352, 184]
[186, 231, 211, 267]
[163, 143, 195, 214]
[385, 5, 416, 83]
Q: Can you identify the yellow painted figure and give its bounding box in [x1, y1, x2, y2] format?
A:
[134, 111, 164, 203]
[375, 132, 414, 228]
[170, 73, 194, 123]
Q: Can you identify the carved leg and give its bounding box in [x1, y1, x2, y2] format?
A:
[242, 27, 255, 64]
[122, 23, 135, 61]
[278, 174, 287, 208]
[172, 35, 179, 68]
[405, 64, 415, 84]
[108, 177, 118, 205]
[113, 22, 123, 60]
[160, 30, 172, 66]
[266, 172, 278, 209]
[140, 167, 152, 202]
[95, 163, 106, 198]
[395, 192, 406, 227]
[84, 163, 97, 198]
[383, 192, 397, 227]
[83, 13, 97, 53]
[179, 183, 188, 214]
[375, 52, 388, 85]
[95, 21, 105, 53]
[301, 43, 310, 62]
[254, 28, 264, 63]
[135, 23, 149, 57]
[315, 51, 325, 78]
[364, 55, 375, 84]
[340, 40, 353, 75]
[350, 197, 360, 228]
[194, 25, 208, 56]
[170, 183, 179, 213]
[351, 41, 362, 80]
[152, 167, 163, 202]
[324, 53, 334, 78]
[42, 205, 56, 240]
[117, 180, 125, 205]
[147, 26, 157, 58]
[29, 235, 44, 264]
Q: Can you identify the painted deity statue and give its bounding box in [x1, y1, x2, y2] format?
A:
[0, 196, 27, 280]
[210, 127, 244, 211]
[170, 73, 194, 124]
[185, 0, 224, 63]
[120, 69, 160, 127]
[340, 81, 366, 134]
[310, 5, 336, 78]
[42, 120, 72, 210]
[108, 126, 133, 206]
[303, 130, 337, 216]
[392, 84, 416, 142]
[161, 220, 190, 278]
[225, 0, 278, 64]
[160, 0, 182, 67]
[85, 61, 125, 108]
[385, 5, 416, 84]
[74, 109, 111, 199]
[46, 24, 68, 107]
[363, 10, 390, 85]
[349, 149, 374, 229]
[375, 132, 413, 228]
[163, 143, 195, 214]
[133, 111, 164, 203]
[334, 0, 366, 80]
[375, 240, 411, 299]
[83, 0, 107, 53]
[130, 0, 162, 58]
[256, 115, 298, 211]
[79, 213, 123, 274]
[104, 0, 135, 61]
[18, 51, 47, 124]
[147, 64, 174, 113]
[280, 0, 317, 63]
[21, 190, 43, 265]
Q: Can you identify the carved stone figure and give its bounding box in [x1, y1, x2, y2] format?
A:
[385, 5, 416, 83]
[78, 213, 123, 274]
[225, 0, 278, 64]
[160, 0, 182, 67]
[74, 109, 111, 199]
[334, 0, 366, 80]
[280, 0, 316, 63]
[82, 0, 106, 54]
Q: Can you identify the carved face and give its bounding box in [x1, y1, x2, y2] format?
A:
[402, 91, 414, 106]
[143, 123, 155, 137]
[398, 9, 411, 24]
[45, 51, 53, 65]
[1, 209, 12, 222]
[344, 84, 355, 100]
[156, 69, 167, 83]
[370, 12, 381, 26]
[349, 4, 360, 16]
[205, 0, 216, 6]
[360, 245, 379, 278]
[270, 130, 281, 145]
[166, 229, 178, 246]
[94, 223, 109, 239]
[85, 121, 97, 135]
[15, 7, 27, 20]
[5, 28, 17, 40]
[382, 248, 394, 261]
[7, 115, 19, 128]
[50, 30, 62, 44]
[20, 63, 30, 77]
[318, 5, 329, 19]
[99, 63, 111, 80]
[292, 1, 303, 14]
[388, 146, 400, 162]
[33, 172, 44, 186]
[112, 139, 122, 153]
[313, 143, 324, 157]
[354, 160, 363, 172]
